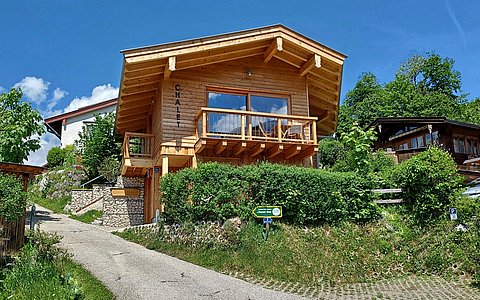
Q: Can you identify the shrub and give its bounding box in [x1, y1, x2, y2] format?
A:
[317, 138, 345, 168]
[392, 147, 463, 224]
[160, 162, 379, 225]
[0, 173, 26, 222]
[47, 147, 65, 168]
[62, 145, 78, 167]
[98, 156, 120, 183]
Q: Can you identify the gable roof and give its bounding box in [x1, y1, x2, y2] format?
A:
[116, 24, 347, 134]
[44, 98, 117, 138]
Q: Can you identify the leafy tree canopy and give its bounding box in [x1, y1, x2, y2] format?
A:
[338, 53, 477, 133]
[76, 112, 120, 179]
[0, 88, 45, 163]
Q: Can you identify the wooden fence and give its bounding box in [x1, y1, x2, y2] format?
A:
[0, 216, 26, 259]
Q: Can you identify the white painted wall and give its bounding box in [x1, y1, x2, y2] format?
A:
[61, 106, 116, 147]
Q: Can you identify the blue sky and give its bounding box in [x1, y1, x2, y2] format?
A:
[1, 0, 479, 165]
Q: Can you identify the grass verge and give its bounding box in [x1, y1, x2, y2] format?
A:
[70, 210, 103, 224]
[117, 209, 480, 287]
[0, 230, 114, 300]
[31, 194, 70, 213]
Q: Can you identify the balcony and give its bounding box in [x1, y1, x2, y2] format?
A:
[194, 107, 318, 161]
[121, 132, 154, 176]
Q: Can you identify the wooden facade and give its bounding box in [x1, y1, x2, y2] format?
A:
[115, 25, 347, 222]
[369, 117, 480, 179]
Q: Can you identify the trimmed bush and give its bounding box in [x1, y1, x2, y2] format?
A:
[160, 162, 379, 225]
[392, 147, 463, 224]
[317, 138, 345, 168]
[46, 147, 65, 168]
[0, 173, 26, 222]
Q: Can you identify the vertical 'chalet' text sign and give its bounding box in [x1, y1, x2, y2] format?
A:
[175, 84, 181, 127]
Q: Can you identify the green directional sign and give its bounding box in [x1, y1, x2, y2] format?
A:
[252, 206, 282, 218]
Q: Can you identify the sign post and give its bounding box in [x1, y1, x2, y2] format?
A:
[252, 206, 282, 241]
[450, 207, 458, 220]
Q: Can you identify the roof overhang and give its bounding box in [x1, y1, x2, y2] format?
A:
[116, 24, 347, 135]
[44, 98, 118, 139]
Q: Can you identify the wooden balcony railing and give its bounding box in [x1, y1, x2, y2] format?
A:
[122, 132, 154, 161]
[195, 107, 317, 144]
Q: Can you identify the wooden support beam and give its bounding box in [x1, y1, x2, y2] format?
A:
[285, 145, 302, 159]
[266, 144, 284, 159]
[264, 37, 283, 63]
[250, 143, 265, 157]
[195, 139, 207, 153]
[297, 147, 318, 160]
[233, 142, 247, 156]
[162, 155, 169, 175]
[299, 54, 321, 77]
[164, 56, 176, 79]
[214, 141, 228, 155]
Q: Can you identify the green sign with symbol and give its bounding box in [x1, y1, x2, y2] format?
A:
[252, 206, 282, 218]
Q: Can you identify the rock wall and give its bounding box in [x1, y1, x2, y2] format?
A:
[102, 176, 145, 227]
[70, 189, 93, 212]
[70, 184, 112, 214]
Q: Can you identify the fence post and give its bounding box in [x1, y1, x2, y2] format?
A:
[30, 204, 36, 230]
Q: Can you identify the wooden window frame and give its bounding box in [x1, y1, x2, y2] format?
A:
[206, 87, 291, 115]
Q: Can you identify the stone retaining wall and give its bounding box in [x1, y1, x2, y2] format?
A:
[102, 176, 145, 227]
[70, 189, 93, 212]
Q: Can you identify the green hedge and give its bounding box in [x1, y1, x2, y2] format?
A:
[0, 173, 25, 222]
[160, 162, 379, 225]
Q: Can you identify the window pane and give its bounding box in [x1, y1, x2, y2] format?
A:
[208, 92, 247, 110]
[432, 131, 439, 142]
[417, 136, 424, 147]
[425, 134, 432, 145]
[251, 95, 288, 114]
[207, 92, 246, 134]
[411, 137, 418, 149]
[454, 138, 459, 153]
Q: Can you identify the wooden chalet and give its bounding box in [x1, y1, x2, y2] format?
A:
[369, 117, 480, 180]
[115, 25, 347, 222]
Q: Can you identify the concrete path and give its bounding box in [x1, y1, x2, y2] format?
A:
[32, 206, 306, 300]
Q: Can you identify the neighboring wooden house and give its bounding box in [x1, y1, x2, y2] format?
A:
[45, 98, 117, 147]
[369, 117, 480, 179]
[115, 25, 347, 222]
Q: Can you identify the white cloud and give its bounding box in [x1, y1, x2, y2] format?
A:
[53, 87, 68, 101]
[0, 86, 5, 93]
[13, 76, 50, 104]
[26, 133, 60, 166]
[64, 84, 118, 112]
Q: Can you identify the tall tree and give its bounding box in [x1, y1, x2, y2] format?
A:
[338, 53, 468, 132]
[76, 112, 120, 179]
[0, 88, 45, 163]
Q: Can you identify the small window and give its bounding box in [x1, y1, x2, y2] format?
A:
[411, 137, 418, 149]
[416, 136, 424, 148]
[250, 95, 288, 115]
[397, 143, 408, 150]
[425, 134, 432, 145]
[432, 131, 439, 142]
[459, 138, 466, 154]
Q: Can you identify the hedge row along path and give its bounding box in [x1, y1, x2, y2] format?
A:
[31, 205, 304, 300]
[32, 206, 480, 300]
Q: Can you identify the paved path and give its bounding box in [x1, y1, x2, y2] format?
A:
[32, 206, 305, 300]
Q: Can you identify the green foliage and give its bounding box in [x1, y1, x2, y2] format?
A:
[338, 53, 469, 132]
[119, 215, 480, 287]
[462, 98, 480, 126]
[0, 229, 114, 299]
[47, 147, 66, 168]
[160, 162, 379, 225]
[0, 174, 26, 222]
[0, 88, 45, 163]
[338, 123, 377, 172]
[76, 113, 120, 179]
[30, 167, 86, 200]
[97, 156, 120, 183]
[317, 138, 345, 168]
[47, 145, 79, 169]
[392, 147, 464, 224]
[63, 145, 79, 167]
[30, 193, 71, 214]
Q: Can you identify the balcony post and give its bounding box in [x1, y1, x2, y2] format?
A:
[241, 115, 246, 140]
[277, 119, 282, 143]
[202, 112, 207, 138]
[312, 121, 317, 144]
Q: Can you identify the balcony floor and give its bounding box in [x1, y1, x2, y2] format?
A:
[195, 137, 317, 162]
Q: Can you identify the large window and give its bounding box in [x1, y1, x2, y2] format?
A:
[206, 90, 289, 134]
